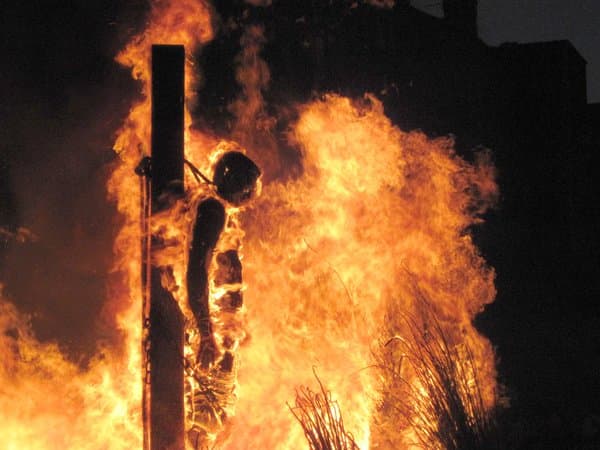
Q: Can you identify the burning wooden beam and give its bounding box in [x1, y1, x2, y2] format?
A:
[147, 44, 185, 450]
[151, 45, 185, 205]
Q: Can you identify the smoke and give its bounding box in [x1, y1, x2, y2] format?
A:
[229, 25, 271, 139]
[226, 24, 292, 180]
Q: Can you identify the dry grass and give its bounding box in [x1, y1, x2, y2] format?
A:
[286, 276, 502, 450]
[375, 295, 501, 450]
[289, 370, 360, 450]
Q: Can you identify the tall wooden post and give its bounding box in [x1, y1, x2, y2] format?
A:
[148, 44, 185, 450]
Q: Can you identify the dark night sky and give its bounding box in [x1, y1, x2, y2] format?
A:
[413, 0, 600, 102]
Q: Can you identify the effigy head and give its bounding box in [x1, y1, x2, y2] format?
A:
[213, 151, 261, 205]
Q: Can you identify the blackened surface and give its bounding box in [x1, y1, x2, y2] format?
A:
[213, 152, 261, 205]
[219, 351, 234, 373]
[149, 44, 186, 450]
[151, 45, 185, 209]
[149, 266, 185, 450]
[214, 250, 243, 286]
[216, 291, 244, 312]
[187, 198, 226, 368]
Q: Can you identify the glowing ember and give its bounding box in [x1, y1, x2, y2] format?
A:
[0, 1, 499, 449]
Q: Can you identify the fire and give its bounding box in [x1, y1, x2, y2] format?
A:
[0, 1, 214, 449]
[0, 1, 499, 449]
[234, 94, 497, 449]
[0, 284, 141, 449]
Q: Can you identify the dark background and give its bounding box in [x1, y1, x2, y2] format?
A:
[0, 1, 132, 354]
[415, 0, 600, 103]
[1, 1, 599, 447]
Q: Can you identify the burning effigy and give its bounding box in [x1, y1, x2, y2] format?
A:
[0, 1, 500, 449]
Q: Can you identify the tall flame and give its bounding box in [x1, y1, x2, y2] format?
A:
[0, 1, 499, 449]
[0, 1, 214, 449]
[233, 94, 497, 449]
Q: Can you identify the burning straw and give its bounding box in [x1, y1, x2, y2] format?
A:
[289, 370, 360, 450]
[375, 291, 502, 450]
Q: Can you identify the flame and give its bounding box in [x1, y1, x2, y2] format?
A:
[0, 1, 214, 449]
[0, 285, 140, 449]
[0, 1, 499, 449]
[232, 94, 497, 449]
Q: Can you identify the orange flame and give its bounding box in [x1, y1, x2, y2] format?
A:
[232, 94, 497, 449]
[0, 1, 214, 449]
[0, 1, 499, 449]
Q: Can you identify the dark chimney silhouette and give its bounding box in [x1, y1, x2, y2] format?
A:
[443, 0, 478, 37]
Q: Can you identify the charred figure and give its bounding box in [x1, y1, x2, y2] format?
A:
[185, 151, 260, 445]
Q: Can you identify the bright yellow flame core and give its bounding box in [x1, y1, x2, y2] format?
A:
[0, 0, 499, 448]
[231, 94, 497, 449]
